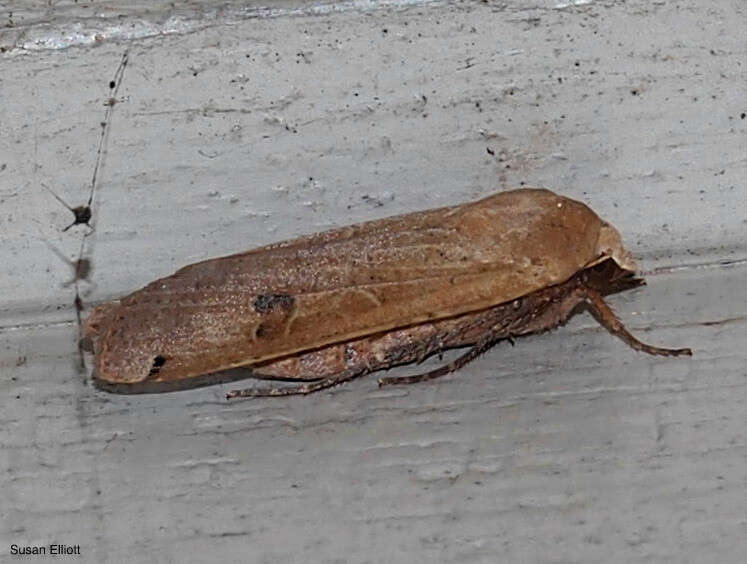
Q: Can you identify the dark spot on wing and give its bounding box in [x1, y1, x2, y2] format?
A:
[148, 355, 167, 378]
[255, 322, 275, 339]
[253, 293, 295, 313]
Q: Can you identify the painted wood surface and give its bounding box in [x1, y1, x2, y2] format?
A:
[1, 1, 745, 562]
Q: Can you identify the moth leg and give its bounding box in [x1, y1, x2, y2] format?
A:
[377, 332, 501, 387]
[582, 288, 692, 357]
[378, 298, 530, 387]
[248, 371, 324, 383]
[226, 367, 369, 399]
[377, 303, 525, 387]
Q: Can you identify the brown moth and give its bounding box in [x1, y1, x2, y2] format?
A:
[82, 188, 691, 398]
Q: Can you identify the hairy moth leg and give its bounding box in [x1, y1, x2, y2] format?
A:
[582, 288, 692, 357]
[377, 283, 589, 386]
[226, 367, 371, 399]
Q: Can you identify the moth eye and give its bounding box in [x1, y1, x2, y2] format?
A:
[512, 299, 521, 309]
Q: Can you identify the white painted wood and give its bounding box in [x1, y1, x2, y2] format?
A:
[2, 1, 745, 562]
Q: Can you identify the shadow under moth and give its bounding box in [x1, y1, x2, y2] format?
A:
[81, 188, 691, 398]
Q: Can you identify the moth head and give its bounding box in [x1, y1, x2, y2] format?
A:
[594, 222, 638, 274]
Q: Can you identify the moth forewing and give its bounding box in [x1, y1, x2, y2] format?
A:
[83, 188, 690, 394]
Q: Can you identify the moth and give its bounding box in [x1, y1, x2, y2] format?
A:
[82, 188, 691, 398]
